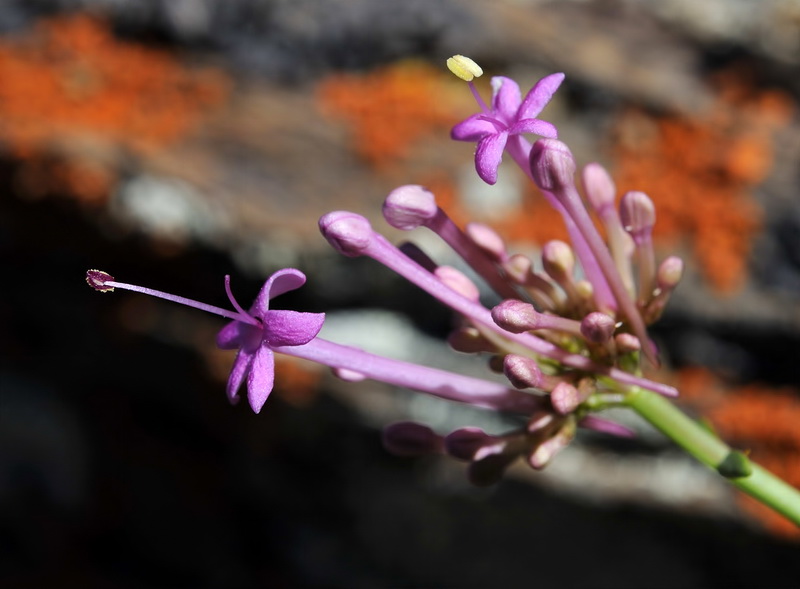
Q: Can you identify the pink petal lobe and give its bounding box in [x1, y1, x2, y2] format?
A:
[227, 349, 253, 403]
[451, 113, 496, 141]
[247, 345, 275, 413]
[216, 321, 242, 349]
[518, 72, 565, 120]
[264, 310, 325, 347]
[509, 118, 558, 139]
[491, 76, 522, 123]
[252, 268, 307, 316]
[475, 131, 509, 185]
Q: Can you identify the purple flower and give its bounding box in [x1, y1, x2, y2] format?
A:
[216, 269, 325, 413]
[451, 73, 564, 185]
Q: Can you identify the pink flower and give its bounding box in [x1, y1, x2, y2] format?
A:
[451, 73, 564, 184]
[216, 269, 325, 413]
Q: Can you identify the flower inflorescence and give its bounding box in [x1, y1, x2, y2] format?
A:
[86, 57, 685, 484]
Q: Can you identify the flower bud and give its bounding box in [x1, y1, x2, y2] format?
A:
[435, 266, 480, 302]
[541, 240, 575, 281]
[657, 255, 684, 290]
[619, 191, 656, 243]
[383, 185, 438, 230]
[444, 427, 493, 461]
[614, 332, 641, 354]
[491, 299, 542, 333]
[465, 222, 508, 262]
[580, 311, 616, 344]
[447, 326, 495, 354]
[528, 418, 576, 469]
[550, 382, 579, 415]
[529, 138, 577, 193]
[502, 354, 543, 389]
[581, 162, 616, 215]
[318, 211, 373, 257]
[382, 422, 443, 457]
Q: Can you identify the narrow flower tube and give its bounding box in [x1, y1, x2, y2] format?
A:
[276, 337, 543, 414]
[582, 162, 635, 297]
[529, 139, 658, 366]
[319, 212, 678, 397]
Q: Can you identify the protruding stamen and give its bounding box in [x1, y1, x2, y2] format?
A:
[85, 269, 255, 324]
[446, 55, 483, 81]
[86, 269, 115, 292]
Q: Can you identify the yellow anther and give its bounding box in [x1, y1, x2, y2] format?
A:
[446, 55, 483, 81]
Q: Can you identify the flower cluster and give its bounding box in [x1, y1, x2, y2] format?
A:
[87, 56, 684, 485]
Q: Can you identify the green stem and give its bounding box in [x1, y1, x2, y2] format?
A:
[626, 387, 800, 527]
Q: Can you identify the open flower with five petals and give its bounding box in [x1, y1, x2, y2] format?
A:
[216, 268, 325, 413]
[451, 73, 564, 185]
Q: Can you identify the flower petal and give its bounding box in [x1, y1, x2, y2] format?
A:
[475, 131, 509, 185]
[252, 268, 308, 317]
[491, 76, 522, 123]
[450, 113, 496, 142]
[265, 310, 325, 347]
[517, 72, 564, 120]
[216, 320, 243, 349]
[508, 118, 559, 139]
[227, 349, 253, 403]
[247, 345, 275, 413]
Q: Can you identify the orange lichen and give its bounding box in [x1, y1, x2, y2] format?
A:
[316, 60, 469, 169]
[612, 69, 794, 292]
[677, 366, 800, 538]
[0, 13, 229, 203]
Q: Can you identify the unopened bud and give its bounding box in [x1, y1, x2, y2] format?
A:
[435, 266, 480, 301]
[444, 427, 492, 461]
[580, 312, 616, 344]
[550, 382, 579, 415]
[491, 299, 542, 332]
[383, 185, 438, 230]
[465, 222, 508, 262]
[447, 326, 494, 354]
[619, 191, 656, 243]
[582, 162, 616, 215]
[614, 332, 641, 354]
[657, 255, 684, 290]
[502, 354, 543, 389]
[529, 138, 577, 193]
[319, 211, 373, 257]
[382, 422, 443, 457]
[541, 240, 575, 281]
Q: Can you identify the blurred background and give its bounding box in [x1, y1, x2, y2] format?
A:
[2, 0, 800, 587]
